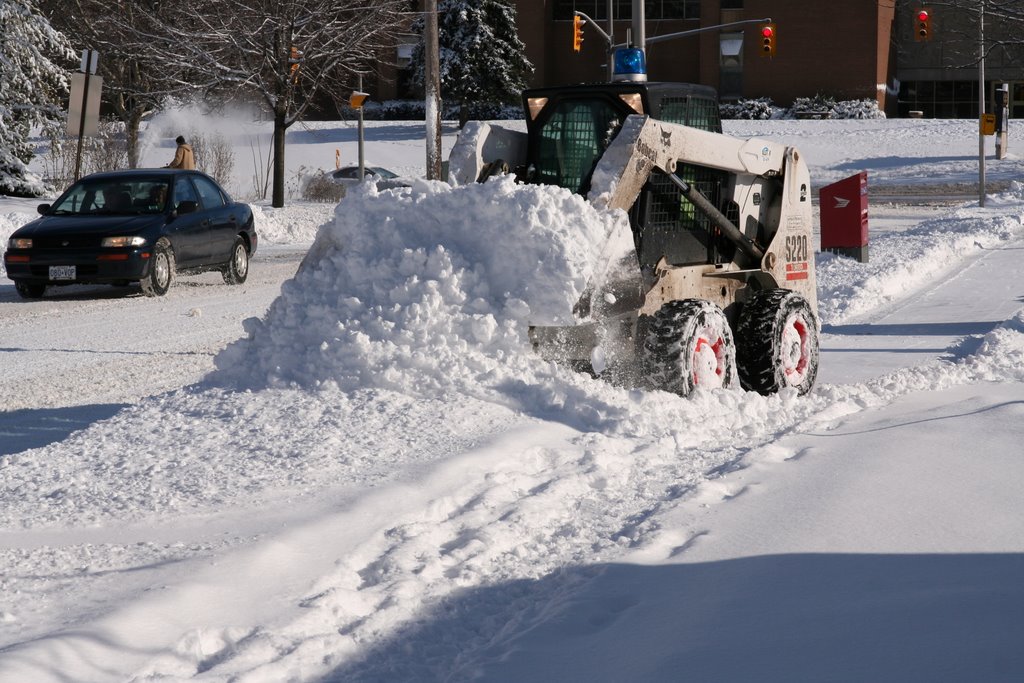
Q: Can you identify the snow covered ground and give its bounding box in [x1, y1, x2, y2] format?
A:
[1, 115, 1023, 682]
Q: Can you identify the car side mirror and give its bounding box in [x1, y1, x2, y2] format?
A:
[177, 200, 199, 215]
[37, 203, 51, 215]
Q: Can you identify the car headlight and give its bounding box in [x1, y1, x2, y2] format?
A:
[101, 236, 147, 248]
[8, 237, 32, 249]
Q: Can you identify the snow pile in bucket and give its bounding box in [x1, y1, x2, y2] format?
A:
[214, 176, 632, 398]
[816, 183, 1024, 325]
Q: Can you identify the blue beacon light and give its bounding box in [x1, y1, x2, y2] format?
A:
[612, 47, 647, 82]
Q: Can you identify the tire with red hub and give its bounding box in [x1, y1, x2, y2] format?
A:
[641, 299, 737, 396]
[737, 289, 819, 396]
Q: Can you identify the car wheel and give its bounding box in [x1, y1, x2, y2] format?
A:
[641, 299, 737, 396]
[14, 280, 46, 299]
[141, 240, 174, 297]
[736, 288, 819, 396]
[222, 237, 249, 285]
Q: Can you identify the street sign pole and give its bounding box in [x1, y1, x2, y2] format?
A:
[71, 48, 100, 181]
[348, 82, 370, 182]
[358, 74, 365, 181]
[74, 49, 95, 181]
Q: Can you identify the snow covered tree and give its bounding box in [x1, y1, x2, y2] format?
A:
[409, 0, 533, 127]
[0, 0, 73, 196]
[127, 0, 408, 208]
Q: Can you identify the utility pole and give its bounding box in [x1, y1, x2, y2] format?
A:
[978, 2, 986, 207]
[424, 0, 442, 180]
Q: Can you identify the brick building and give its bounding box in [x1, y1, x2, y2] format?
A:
[894, 0, 1024, 118]
[379, 0, 1024, 119]
[535, 0, 896, 110]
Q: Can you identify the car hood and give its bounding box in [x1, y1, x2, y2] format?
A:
[13, 214, 165, 238]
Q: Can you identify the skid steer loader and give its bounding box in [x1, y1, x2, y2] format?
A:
[449, 81, 819, 396]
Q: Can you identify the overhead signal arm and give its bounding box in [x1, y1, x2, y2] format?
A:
[643, 18, 773, 48]
[572, 11, 612, 48]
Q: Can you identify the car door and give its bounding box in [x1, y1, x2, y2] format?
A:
[167, 175, 209, 267]
[191, 174, 236, 264]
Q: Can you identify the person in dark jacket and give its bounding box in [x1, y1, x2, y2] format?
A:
[167, 135, 195, 170]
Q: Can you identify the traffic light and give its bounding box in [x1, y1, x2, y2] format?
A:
[759, 23, 776, 57]
[914, 8, 932, 41]
[573, 14, 584, 52]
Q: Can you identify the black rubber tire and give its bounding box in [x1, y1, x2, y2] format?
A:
[14, 280, 46, 299]
[141, 240, 174, 297]
[641, 299, 737, 396]
[477, 158, 509, 182]
[222, 237, 249, 285]
[736, 289, 819, 396]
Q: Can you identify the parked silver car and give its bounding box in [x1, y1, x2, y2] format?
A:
[328, 166, 409, 190]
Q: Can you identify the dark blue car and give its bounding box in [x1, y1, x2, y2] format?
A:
[3, 169, 257, 299]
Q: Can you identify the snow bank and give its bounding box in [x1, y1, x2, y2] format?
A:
[817, 183, 1024, 324]
[249, 203, 333, 244]
[965, 309, 1024, 382]
[0, 211, 35, 278]
[0, 211, 34, 243]
[214, 176, 630, 397]
[8, 183, 1024, 534]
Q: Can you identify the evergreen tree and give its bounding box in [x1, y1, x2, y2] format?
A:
[410, 0, 533, 126]
[0, 0, 73, 196]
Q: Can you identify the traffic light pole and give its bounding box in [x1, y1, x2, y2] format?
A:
[424, 0, 442, 181]
[643, 18, 773, 46]
[605, 0, 615, 81]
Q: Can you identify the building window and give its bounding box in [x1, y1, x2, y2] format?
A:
[721, 0, 743, 8]
[554, 0, 699, 21]
[656, 0, 700, 19]
[898, 80, 985, 118]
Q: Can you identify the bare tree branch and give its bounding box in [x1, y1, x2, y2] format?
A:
[117, 0, 408, 206]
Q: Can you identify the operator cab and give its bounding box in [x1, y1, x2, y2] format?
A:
[522, 81, 721, 195]
[521, 81, 734, 268]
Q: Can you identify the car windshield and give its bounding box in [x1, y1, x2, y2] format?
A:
[49, 178, 172, 216]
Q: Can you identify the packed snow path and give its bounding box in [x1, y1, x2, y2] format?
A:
[1, 183, 1023, 681]
[0, 247, 309, 413]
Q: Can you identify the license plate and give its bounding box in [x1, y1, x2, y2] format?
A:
[49, 265, 76, 280]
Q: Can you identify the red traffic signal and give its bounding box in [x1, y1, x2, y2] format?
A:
[573, 14, 584, 52]
[915, 8, 932, 42]
[759, 23, 776, 57]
